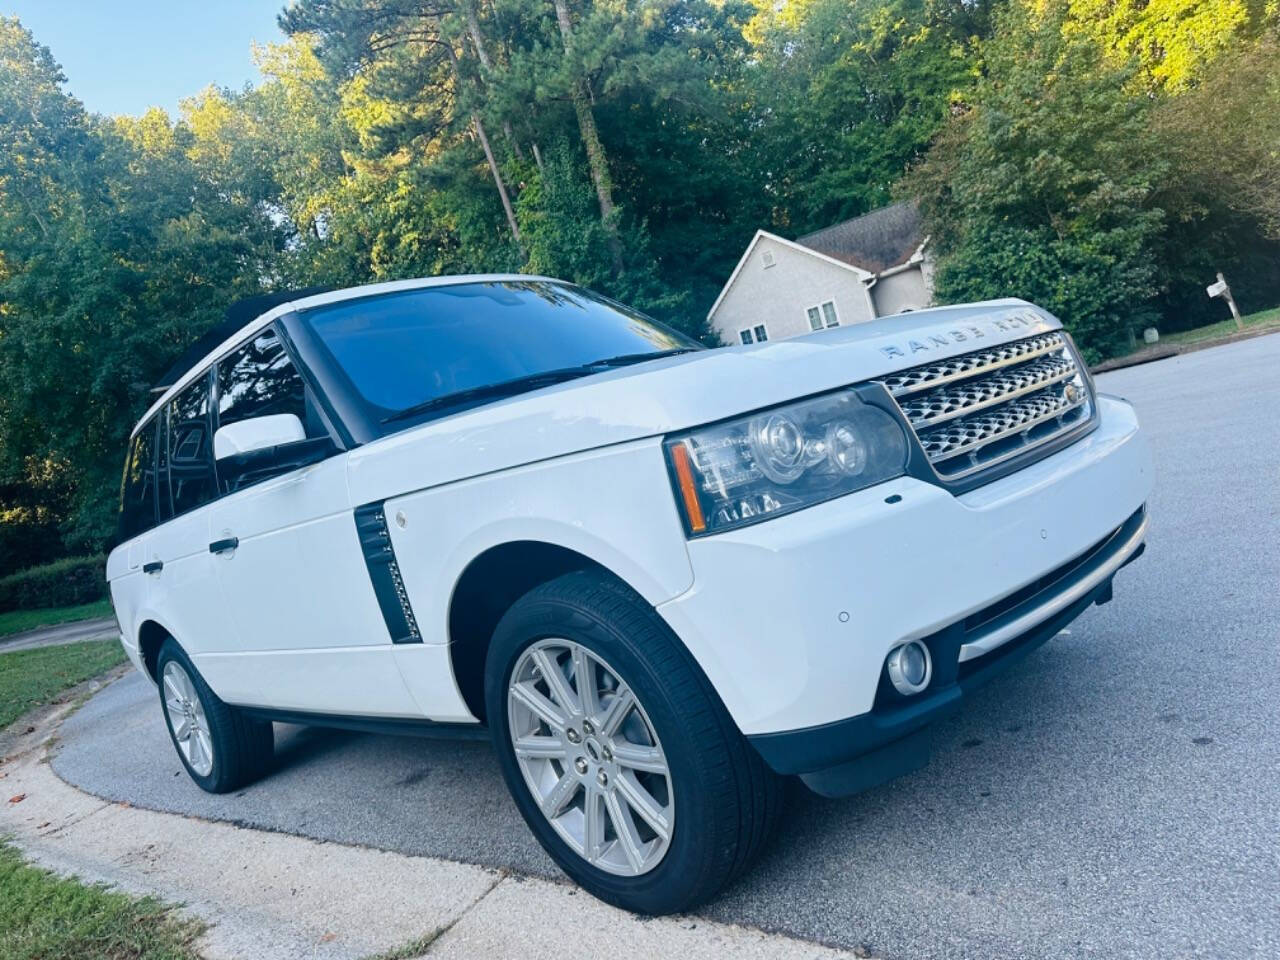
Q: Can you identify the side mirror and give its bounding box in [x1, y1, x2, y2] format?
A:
[214, 413, 306, 458]
[214, 414, 336, 490]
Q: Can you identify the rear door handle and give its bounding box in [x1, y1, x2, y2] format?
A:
[143, 560, 163, 574]
[208, 537, 239, 555]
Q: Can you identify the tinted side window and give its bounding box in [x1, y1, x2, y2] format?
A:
[167, 372, 217, 516]
[216, 328, 307, 429]
[119, 419, 159, 542]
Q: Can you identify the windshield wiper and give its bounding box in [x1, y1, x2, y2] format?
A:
[381, 348, 700, 425]
[382, 367, 600, 424]
[588, 347, 700, 368]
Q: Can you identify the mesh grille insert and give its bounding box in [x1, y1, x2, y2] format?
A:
[880, 330, 1091, 482]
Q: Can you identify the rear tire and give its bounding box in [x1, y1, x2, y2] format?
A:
[486, 570, 783, 914]
[156, 638, 274, 793]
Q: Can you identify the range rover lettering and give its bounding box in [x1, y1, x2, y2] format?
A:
[107, 276, 1151, 914]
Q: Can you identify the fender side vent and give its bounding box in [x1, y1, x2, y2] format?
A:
[354, 502, 422, 644]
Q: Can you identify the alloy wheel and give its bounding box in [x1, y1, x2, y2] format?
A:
[162, 660, 214, 777]
[507, 638, 675, 876]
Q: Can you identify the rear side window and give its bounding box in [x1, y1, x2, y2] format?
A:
[167, 372, 218, 516]
[118, 418, 159, 543]
[216, 328, 307, 429]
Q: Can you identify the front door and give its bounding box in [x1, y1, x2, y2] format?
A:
[197, 326, 419, 717]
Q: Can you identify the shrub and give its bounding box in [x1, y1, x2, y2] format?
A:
[0, 556, 107, 612]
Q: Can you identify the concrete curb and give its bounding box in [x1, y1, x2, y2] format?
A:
[1090, 325, 1280, 373]
[1, 679, 864, 960]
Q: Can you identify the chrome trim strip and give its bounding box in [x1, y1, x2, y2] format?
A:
[958, 512, 1149, 663]
[887, 335, 1065, 398]
[909, 365, 1077, 429]
[929, 396, 1090, 478]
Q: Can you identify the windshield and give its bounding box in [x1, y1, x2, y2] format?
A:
[298, 280, 699, 420]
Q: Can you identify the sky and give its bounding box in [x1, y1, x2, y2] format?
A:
[3, 1, 288, 117]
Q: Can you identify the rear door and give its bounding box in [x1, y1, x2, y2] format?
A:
[144, 370, 240, 668]
[110, 418, 162, 648]
[199, 327, 418, 716]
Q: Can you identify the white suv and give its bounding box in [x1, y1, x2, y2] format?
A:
[108, 275, 1150, 913]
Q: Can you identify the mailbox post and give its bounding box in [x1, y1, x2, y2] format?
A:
[1206, 272, 1243, 330]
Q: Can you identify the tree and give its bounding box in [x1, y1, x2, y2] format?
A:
[1057, 0, 1278, 92]
[907, 1, 1166, 361]
[0, 20, 281, 552]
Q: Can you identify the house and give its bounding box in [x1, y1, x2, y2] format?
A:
[707, 202, 934, 345]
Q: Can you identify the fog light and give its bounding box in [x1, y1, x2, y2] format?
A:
[886, 641, 932, 696]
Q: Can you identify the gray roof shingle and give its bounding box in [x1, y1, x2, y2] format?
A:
[797, 202, 924, 273]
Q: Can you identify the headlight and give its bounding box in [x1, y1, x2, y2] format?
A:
[664, 390, 908, 536]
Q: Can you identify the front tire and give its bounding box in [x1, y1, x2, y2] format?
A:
[156, 639, 274, 793]
[485, 571, 783, 914]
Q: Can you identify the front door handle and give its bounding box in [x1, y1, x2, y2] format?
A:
[143, 560, 163, 574]
[208, 537, 239, 555]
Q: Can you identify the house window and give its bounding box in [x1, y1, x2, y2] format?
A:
[739, 324, 768, 344]
[806, 300, 839, 330]
[739, 329, 754, 345]
[754, 324, 768, 342]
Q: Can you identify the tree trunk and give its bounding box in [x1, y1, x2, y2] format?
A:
[464, 1, 524, 160]
[550, 0, 623, 273]
[474, 112, 523, 254]
[444, 42, 523, 255]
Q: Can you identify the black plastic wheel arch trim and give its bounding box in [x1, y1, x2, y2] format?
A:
[354, 502, 423, 644]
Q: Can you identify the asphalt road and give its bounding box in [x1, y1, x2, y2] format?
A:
[53, 335, 1280, 959]
[0, 616, 118, 652]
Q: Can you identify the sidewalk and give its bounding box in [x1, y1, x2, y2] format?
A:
[1, 677, 864, 960]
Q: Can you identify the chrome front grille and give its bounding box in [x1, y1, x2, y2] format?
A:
[882, 331, 1092, 481]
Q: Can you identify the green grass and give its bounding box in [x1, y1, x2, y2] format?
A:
[0, 638, 125, 730]
[1161, 305, 1280, 346]
[0, 842, 203, 960]
[0, 599, 115, 639]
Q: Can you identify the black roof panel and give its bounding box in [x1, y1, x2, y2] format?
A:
[153, 286, 333, 393]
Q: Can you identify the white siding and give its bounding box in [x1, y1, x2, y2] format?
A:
[870, 264, 932, 316]
[709, 235, 875, 345]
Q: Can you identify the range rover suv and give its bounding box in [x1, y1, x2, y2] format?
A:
[108, 275, 1151, 914]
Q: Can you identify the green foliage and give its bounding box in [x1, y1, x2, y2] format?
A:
[908, 1, 1165, 360]
[0, 555, 106, 612]
[0, 3, 1275, 553]
[1059, 0, 1277, 92]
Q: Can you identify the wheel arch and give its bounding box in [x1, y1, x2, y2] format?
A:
[447, 540, 625, 723]
[136, 618, 172, 683]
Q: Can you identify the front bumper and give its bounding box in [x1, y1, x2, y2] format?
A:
[655, 394, 1151, 791]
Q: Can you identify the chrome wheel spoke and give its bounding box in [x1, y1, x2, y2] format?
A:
[170, 713, 191, 741]
[513, 734, 567, 761]
[583, 789, 606, 861]
[610, 742, 666, 774]
[597, 686, 635, 738]
[532, 648, 579, 716]
[571, 646, 599, 717]
[540, 771, 579, 819]
[510, 680, 567, 732]
[614, 771, 671, 840]
[604, 789, 646, 872]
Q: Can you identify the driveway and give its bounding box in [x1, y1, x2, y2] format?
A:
[52, 335, 1280, 959]
[0, 616, 117, 652]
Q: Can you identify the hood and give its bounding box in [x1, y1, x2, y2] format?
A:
[347, 299, 1058, 504]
